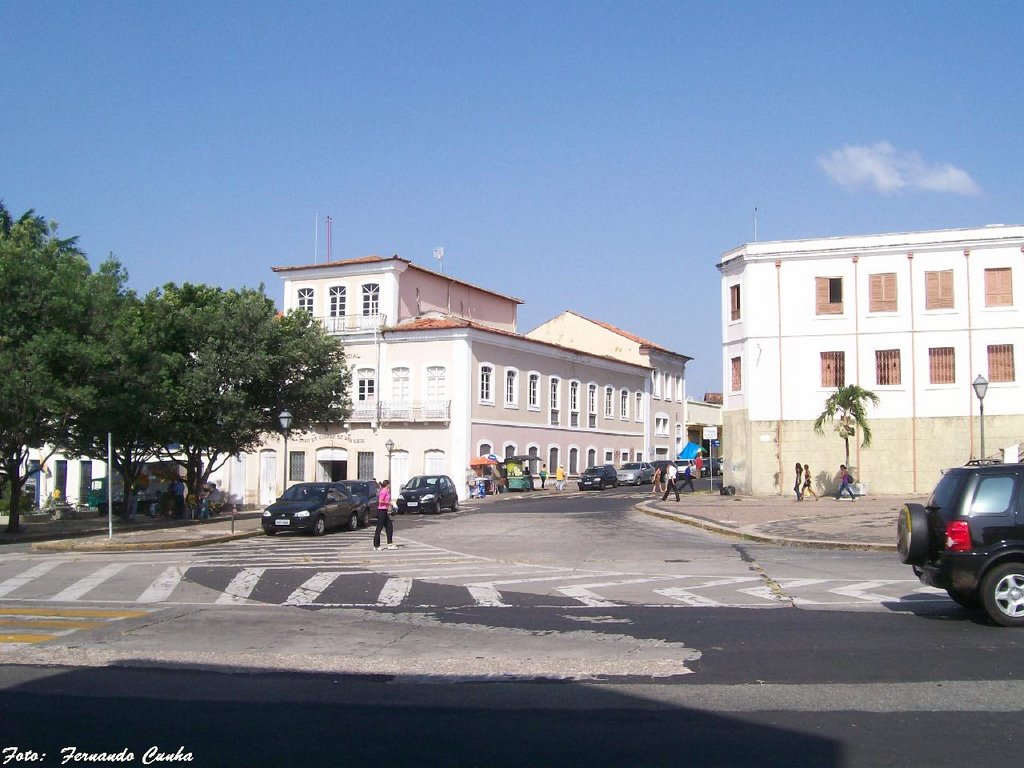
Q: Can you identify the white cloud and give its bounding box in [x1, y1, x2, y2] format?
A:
[818, 142, 981, 196]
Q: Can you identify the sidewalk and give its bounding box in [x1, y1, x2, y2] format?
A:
[1, 509, 263, 552]
[1, 488, 918, 553]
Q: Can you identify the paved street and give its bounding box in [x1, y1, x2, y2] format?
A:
[3, 487, 1021, 767]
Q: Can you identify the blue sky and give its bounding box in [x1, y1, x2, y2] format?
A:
[3, 1, 1022, 397]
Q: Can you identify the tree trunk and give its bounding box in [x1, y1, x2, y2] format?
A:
[3, 459, 25, 534]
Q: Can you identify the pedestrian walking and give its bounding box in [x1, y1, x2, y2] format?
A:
[695, 454, 703, 477]
[835, 464, 856, 501]
[793, 462, 804, 502]
[679, 463, 695, 493]
[373, 479, 397, 550]
[802, 464, 819, 501]
[653, 464, 664, 494]
[540, 464, 548, 490]
[661, 462, 680, 501]
[555, 465, 565, 491]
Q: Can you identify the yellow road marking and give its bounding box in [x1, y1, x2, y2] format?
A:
[0, 607, 149, 619]
[0, 633, 59, 644]
[0, 619, 105, 630]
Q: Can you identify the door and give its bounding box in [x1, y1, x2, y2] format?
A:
[391, 451, 410, 493]
[259, 451, 278, 506]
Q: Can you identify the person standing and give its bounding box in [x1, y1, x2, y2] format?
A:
[539, 464, 548, 490]
[802, 464, 819, 501]
[679, 463, 695, 493]
[652, 464, 664, 495]
[555, 465, 565, 491]
[172, 476, 187, 519]
[695, 454, 703, 478]
[374, 479, 397, 550]
[661, 462, 680, 501]
[835, 464, 856, 501]
[793, 462, 804, 502]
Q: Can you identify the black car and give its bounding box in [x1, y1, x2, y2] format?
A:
[701, 458, 723, 478]
[898, 460, 1024, 627]
[578, 465, 619, 490]
[394, 475, 460, 514]
[335, 479, 380, 519]
[262, 482, 365, 536]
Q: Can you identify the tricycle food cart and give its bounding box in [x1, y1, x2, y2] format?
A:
[504, 455, 540, 492]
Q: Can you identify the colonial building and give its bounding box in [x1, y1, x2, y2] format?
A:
[719, 225, 1024, 496]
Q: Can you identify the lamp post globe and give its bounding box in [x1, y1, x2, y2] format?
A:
[279, 410, 293, 494]
[972, 376, 988, 460]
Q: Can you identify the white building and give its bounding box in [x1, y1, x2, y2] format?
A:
[719, 225, 1024, 496]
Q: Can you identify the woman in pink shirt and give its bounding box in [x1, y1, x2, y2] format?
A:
[374, 480, 396, 550]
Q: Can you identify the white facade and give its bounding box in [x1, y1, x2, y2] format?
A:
[720, 225, 1024, 495]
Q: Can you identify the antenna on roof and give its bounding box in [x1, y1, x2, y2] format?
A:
[433, 246, 444, 274]
[326, 215, 332, 262]
[313, 213, 319, 263]
[753, 207, 758, 242]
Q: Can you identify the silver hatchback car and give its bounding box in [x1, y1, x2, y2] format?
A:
[617, 462, 655, 485]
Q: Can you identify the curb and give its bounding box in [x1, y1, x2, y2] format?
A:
[31, 529, 263, 553]
[636, 503, 896, 553]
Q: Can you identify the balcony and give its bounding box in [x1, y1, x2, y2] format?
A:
[348, 400, 452, 424]
[318, 313, 387, 335]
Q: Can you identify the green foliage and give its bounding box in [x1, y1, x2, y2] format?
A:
[813, 384, 881, 467]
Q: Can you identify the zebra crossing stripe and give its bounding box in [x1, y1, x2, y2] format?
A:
[216, 567, 266, 604]
[0, 561, 66, 598]
[377, 577, 413, 606]
[137, 566, 186, 603]
[49, 563, 131, 602]
[656, 577, 762, 606]
[466, 584, 507, 607]
[285, 572, 343, 606]
[557, 587, 621, 608]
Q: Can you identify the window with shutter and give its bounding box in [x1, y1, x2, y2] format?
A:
[875, 349, 901, 386]
[815, 277, 843, 315]
[729, 284, 741, 321]
[925, 270, 954, 310]
[820, 351, 845, 387]
[928, 347, 955, 384]
[984, 268, 1012, 307]
[730, 357, 742, 392]
[988, 344, 1015, 382]
[869, 273, 897, 312]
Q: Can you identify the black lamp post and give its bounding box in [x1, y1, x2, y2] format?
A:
[972, 375, 988, 460]
[279, 410, 293, 493]
[385, 438, 395, 488]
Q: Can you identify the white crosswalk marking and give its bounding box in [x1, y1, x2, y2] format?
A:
[828, 580, 905, 603]
[285, 572, 343, 606]
[466, 584, 507, 607]
[558, 587, 621, 608]
[50, 563, 130, 602]
[216, 567, 266, 604]
[137, 566, 186, 603]
[0, 561, 66, 598]
[738, 578, 828, 603]
[657, 577, 763, 606]
[377, 577, 413, 606]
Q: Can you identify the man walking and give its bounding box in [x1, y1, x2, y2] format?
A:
[555, 465, 565, 491]
[661, 462, 680, 501]
[679, 463, 696, 493]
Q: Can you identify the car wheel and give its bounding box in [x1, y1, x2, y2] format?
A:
[946, 588, 981, 609]
[312, 514, 326, 537]
[347, 512, 358, 531]
[981, 563, 1024, 627]
[897, 503, 930, 565]
[451, 497, 460, 512]
[263, 528, 275, 536]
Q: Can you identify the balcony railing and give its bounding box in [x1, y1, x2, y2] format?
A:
[318, 313, 387, 335]
[348, 400, 452, 424]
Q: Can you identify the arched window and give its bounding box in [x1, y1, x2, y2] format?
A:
[479, 364, 494, 403]
[362, 283, 380, 316]
[329, 286, 346, 317]
[297, 287, 314, 314]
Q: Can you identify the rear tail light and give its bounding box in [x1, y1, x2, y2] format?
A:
[945, 520, 972, 551]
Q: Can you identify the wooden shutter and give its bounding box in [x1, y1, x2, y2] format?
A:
[869, 273, 897, 312]
[928, 347, 955, 384]
[985, 268, 1012, 307]
[925, 270, 954, 310]
[988, 344, 1015, 382]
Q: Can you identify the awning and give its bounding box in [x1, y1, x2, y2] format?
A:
[677, 442, 706, 460]
[469, 456, 498, 467]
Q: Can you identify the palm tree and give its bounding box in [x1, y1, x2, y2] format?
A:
[813, 384, 881, 468]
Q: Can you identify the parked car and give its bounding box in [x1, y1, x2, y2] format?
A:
[701, 458, 723, 478]
[394, 475, 460, 514]
[335, 479, 380, 519]
[674, 459, 699, 479]
[262, 482, 365, 536]
[578, 465, 620, 490]
[617, 462, 655, 485]
[897, 460, 1024, 627]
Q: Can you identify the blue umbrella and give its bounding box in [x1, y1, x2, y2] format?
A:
[678, 442, 705, 460]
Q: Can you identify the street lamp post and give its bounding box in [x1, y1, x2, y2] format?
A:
[279, 410, 293, 494]
[972, 375, 988, 460]
[385, 439, 395, 488]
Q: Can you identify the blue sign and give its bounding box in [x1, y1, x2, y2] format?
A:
[712, 440, 720, 447]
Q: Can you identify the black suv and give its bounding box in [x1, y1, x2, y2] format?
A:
[578, 465, 619, 490]
[898, 460, 1024, 627]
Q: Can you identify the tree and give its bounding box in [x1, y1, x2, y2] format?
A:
[147, 283, 351, 497]
[813, 384, 881, 468]
[0, 203, 95, 533]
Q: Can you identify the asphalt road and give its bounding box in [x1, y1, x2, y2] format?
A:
[2, 486, 1021, 767]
